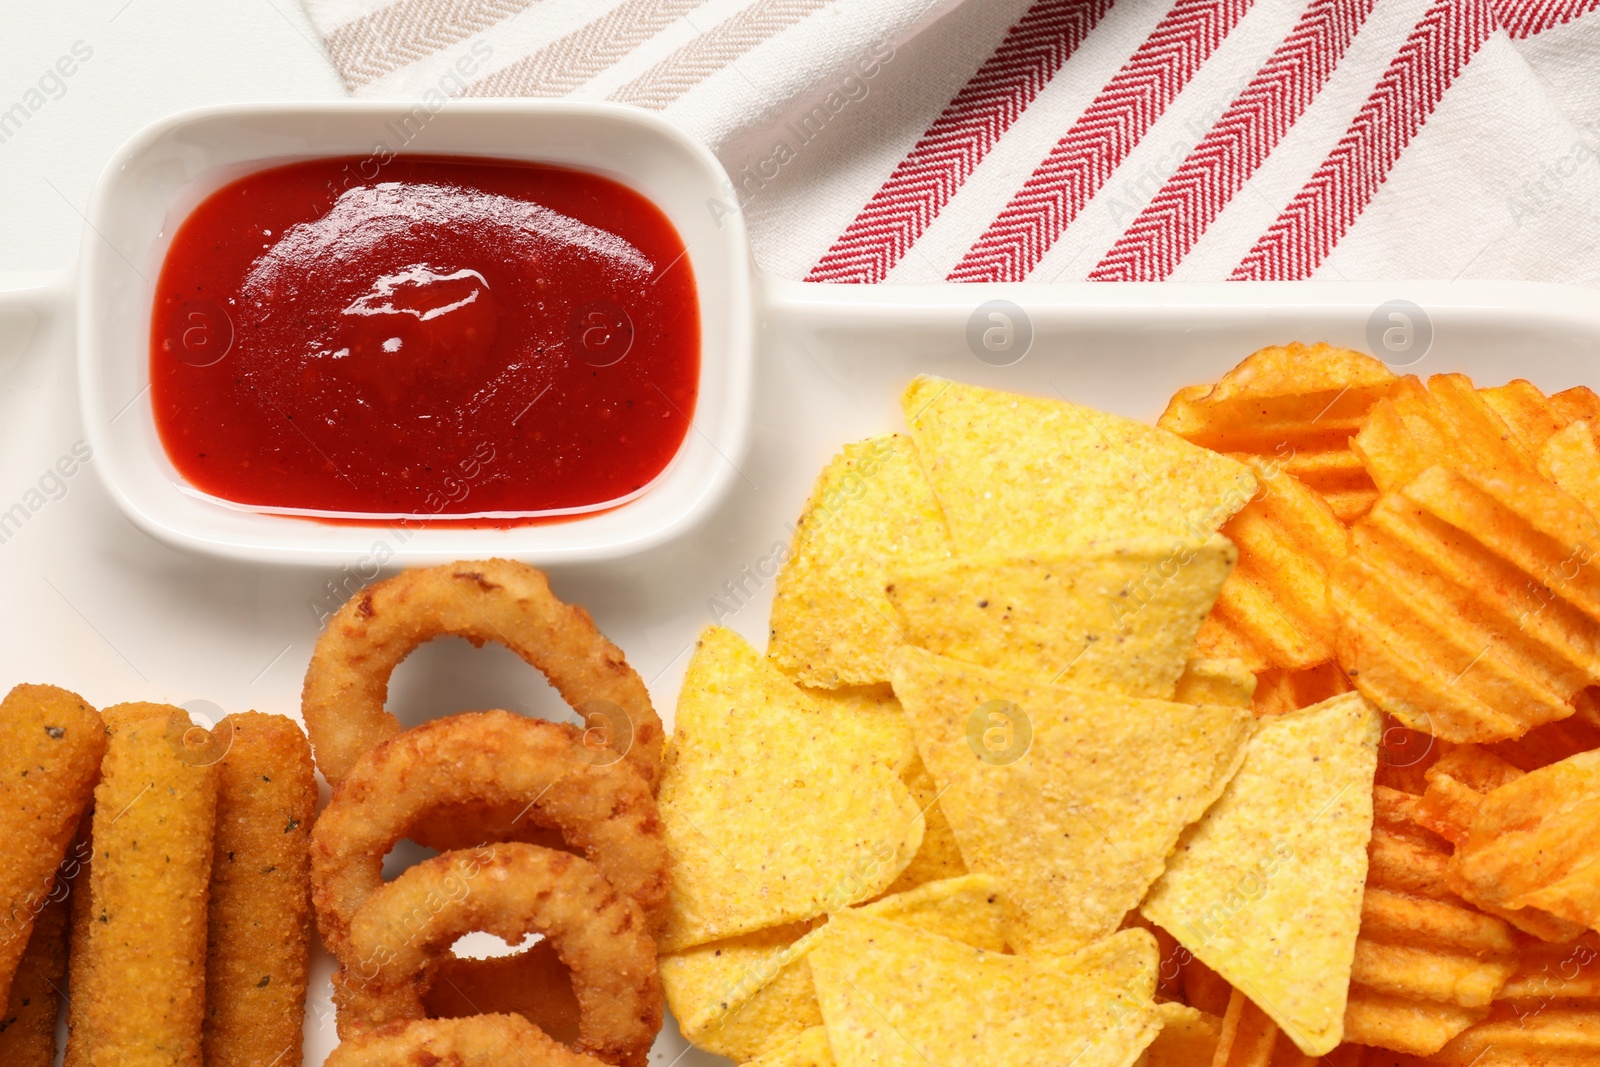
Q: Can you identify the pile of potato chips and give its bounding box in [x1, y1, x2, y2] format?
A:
[657, 344, 1600, 1067]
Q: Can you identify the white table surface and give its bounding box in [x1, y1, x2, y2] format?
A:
[1, 1, 346, 274]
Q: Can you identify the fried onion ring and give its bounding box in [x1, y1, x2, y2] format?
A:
[302, 559, 663, 790]
[310, 711, 668, 956]
[324, 1015, 607, 1067]
[337, 843, 661, 1067]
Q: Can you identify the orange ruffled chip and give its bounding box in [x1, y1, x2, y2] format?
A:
[1331, 464, 1600, 743]
[1352, 374, 1536, 495]
[1158, 343, 1399, 524]
[1451, 750, 1600, 933]
[1199, 459, 1350, 672]
[1341, 786, 1516, 1056]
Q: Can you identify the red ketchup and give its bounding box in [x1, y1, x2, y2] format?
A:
[150, 155, 699, 522]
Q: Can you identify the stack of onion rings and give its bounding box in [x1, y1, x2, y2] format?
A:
[302, 559, 663, 790]
[303, 561, 669, 1066]
[324, 1015, 608, 1067]
[311, 710, 669, 954]
[338, 843, 660, 1067]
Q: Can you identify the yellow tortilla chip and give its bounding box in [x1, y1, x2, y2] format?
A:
[804, 684, 917, 775]
[659, 921, 818, 1057]
[1141, 692, 1381, 1056]
[768, 434, 954, 687]
[806, 684, 963, 894]
[861, 872, 1008, 950]
[748, 1027, 835, 1067]
[885, 536, 1235, 699]
[1143, 1003, 1222, 1067]
[660, 628, 924, 951]
[901, 375, 1256, 555]
[662, 875, 1007, 1061]
[882, 751, 967, 894]
[889, 648, 1251, 955]
[810, 913, 1161, 1067]
[1174, 658, 1257, 708]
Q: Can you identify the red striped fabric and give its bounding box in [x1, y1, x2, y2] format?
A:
[948, 0, 1254, 282]
[1089, 0, 1377, 282]
[806, 0, 1114, 284]
[1231, 0, 1497, 280]
[1493, 0, 1600, 36]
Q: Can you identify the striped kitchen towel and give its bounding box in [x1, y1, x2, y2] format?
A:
[299, 0, 1600, 285]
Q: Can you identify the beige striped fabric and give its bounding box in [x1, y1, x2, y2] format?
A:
[300, 0, 962, 139]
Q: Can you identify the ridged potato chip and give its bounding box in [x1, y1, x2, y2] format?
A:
[1205, 459, 1349, 670]
[1158, 343, 1398, 524]
[1423, 1000, 1600, 1065]
[1489, 710, 1600, 772]
[661, 875, 1006, 1061]
[1142, 693, 1381, 1056]
[1342, 786, 1515, 1055]
[1413, 759, 1586, 943]
[768, 434, 954, 688]
[1331, 464, 1600, 743]
[885, 536, 1235, 699]
[903, 376, 1256, 555]
[1209, 988, 1320, 1067]
[1452, 749, 1600, 931]
[1353, 374, 1535, 494]
[891, 648, 1251, 955]
[659, 628, 924, 951]
[1482, 379, 1576, 456]
[810, 916, 1160, 1067]
[1539, 419, 1600, 516]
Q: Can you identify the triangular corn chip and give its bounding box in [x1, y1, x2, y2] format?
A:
[1145, 1002, 1222, 1067]
[662, 875, 1006, 1061]
[901, 376, 1256, 555]
[660, 628, 924, 950]
[806, 685, 967, 894]
[768, 434, 953, 687]
[805, 684, 917, 775]
[747, 1027, 835, 1067]
[1141, 692, 1381, 1055]
[1174, 659, 1257, 708]
[889, 648, 1251, 955]
[883, 750, 967, 893]
[884, 536, 1235, 699]
[810, 914, 1161, 1067]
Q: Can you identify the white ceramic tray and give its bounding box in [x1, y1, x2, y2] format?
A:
[3, 105, 1600, 1067]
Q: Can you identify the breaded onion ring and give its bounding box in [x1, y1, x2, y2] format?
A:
[301, 559, 662, 789]
[424, 939, 581, 1045]
[310, 711, 668, 956]
[336, 843, 661, 1067]
[324, 1015, 607, 1067]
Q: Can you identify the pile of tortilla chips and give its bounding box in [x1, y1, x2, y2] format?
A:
[657, 345, 1600, 1067]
